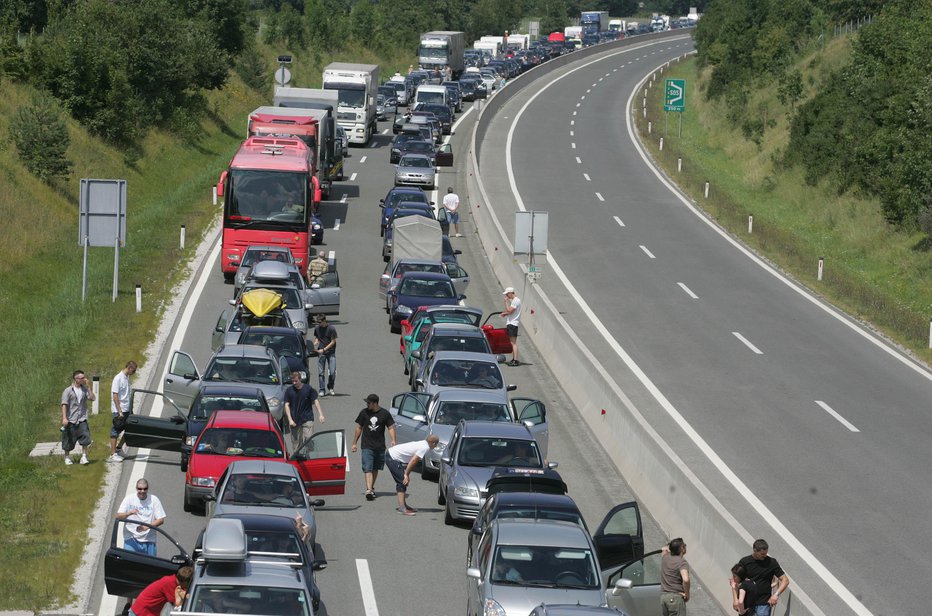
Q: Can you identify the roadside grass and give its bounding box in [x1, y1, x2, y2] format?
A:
[0, 43, 417, 609]
[634, 40, 932, 365]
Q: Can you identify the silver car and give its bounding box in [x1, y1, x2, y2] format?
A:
[438, 420, 555, 524]
[207, 460, 325, 547]
[164, 344, 288, 423]
[233, 245, 295, 296]
[389, 389, 549, 479]
[394, 153, 436, 189]
[415, 350, 515, 399]
[466, 519, 607, 615]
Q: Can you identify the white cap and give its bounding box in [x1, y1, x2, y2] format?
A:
[502, 287, 515, 295]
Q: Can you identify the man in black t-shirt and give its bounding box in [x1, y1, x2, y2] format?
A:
[351, 394, 397, 501]
[284, 371, 325, 452]
[737, 539, 790, 615]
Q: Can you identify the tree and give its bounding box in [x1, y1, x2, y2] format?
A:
[10, 94, 73, 183]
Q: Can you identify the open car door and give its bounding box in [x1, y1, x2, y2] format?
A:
[306, 270, 341, 316]
[389, 392, 431, 443]
[510, 398, 549, 458]
[122, 389, 186, 452]
[481, 313, 513, 355]
[435, 142, 454, 167]
[593, 501, 644, 570]
[104, 519, 191, 597]
[163, 350, 202, 411]
[291, 429, 347, 496]
[443, 262, 471, 296]
[604, 549, 663, 615]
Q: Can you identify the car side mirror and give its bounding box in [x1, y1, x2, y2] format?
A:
[412, 414, 426, 423]
[441, 454, 452, 464]
[547, 461, 559, 469]
[415, 378, 424, 388]
[229, 261, 240, 269]
[311, 499, 325, 507]
[471, 524, 483, 536]
[611, 578, 634, 596]
[170, 415, 185, 425]
[311, 283, 321, 290]
[412, 350, 421, 359]
[496, 354, 506, 363]
[312, 560, 328, 571]
[228, 299, 236, 306]
[203, 494, 216, 503]
[304, 303, 313, 310]
[171, 554, 190, 566]
[506, 384, 517, 391]
[466, 567, 481, 579]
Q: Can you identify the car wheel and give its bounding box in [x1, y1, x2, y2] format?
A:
[390, 319, 400, 334]
[183, 490, 192, 513]
[180, 454, 188, 473]
[438, 482, 446, 505]
[403, 361, 409, 375]
[444, 500, 455, 526]
[222, 272, 234, 283]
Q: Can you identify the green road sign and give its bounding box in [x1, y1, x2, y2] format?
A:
[664, 79, 685, 112]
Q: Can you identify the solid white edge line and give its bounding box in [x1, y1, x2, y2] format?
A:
[340, 194, 348, 203]
[732, 332, 763, 355]
[333, 219, 341, 230]
[350, 172, 358, 181]
[677, 282, 699, 299]
[504, 39, 851, 616]
[638, 244, 655, 259]
[613, 215, 625, 227]
[815, 401, 860, 432]
[356, 559, 380, 616]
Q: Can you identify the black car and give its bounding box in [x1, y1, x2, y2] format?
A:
[460, 76, 487, 100]
[390, 133, 426, 163]
[237, 325, 314, 381]
[379, 186, 433, 235]
[441, 80, 462, 113]
[397, 139, 437, 162]
[414, 103, 453, 134]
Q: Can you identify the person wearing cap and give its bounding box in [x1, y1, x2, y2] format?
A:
[385, 434, 440, 515]
[352, 394, 397, 501]
[501, 287, 522, 366]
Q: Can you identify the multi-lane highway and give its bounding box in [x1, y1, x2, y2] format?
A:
[88, 42, 726, 616]
[476, 34, 932, 616]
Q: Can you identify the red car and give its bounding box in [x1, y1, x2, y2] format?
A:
[123, 408, 346, 512]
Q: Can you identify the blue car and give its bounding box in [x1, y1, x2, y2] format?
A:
[388, 271, 463, 333]
[378, 186, 433, 237]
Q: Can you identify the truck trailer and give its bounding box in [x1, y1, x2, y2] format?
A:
[322, 62, 379, 146]
[271, 87, 344, 196]
[580, 11, 610, 35]
[418, 31, 465, 77]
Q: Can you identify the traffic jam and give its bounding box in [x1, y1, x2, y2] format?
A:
[104, 23, 677, 616]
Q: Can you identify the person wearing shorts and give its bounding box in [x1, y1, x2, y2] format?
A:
[385, 435, 439, 515]
[442, 187, 461, 236]
[61, 370, 95, 465]
[352, 394, 396, 501]
[501, 287, 523, 366]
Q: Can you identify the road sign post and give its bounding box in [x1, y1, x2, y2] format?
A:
[79, 179, 127, 302]
[664, 78, 686, 137]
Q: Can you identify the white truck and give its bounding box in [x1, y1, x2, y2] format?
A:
[607, 20, 622, 33]
[506, 34, 530, 51]
[564, 25, 583, 39]
[322, 63, 379, 146]
[418, 31, 465, 77]
[473, 40, 500, 60]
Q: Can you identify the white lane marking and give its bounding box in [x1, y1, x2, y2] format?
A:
[575, 156, 582, 164]
[583, 173, 591, 181]
[576, 102, 581, 107]
[327, 250, 336, 264]
[340, 194, 348, 203]
[639, 245, 655, 259]
[613, 68, 618, 72]
[571, 143, 576, 149]
[815, 401, 860, 432]
[595, 192, 604, 202]
[677, 282, 699, 299]
[570, 120, 575, 126]
[334, 219, 341, 230]
[356, 559, 380, 616]
[732, 332, 763, 355]
[350, 172, 358, 182]
[573, 111, 577, 116]
[604, 72, 610, 76]
[381, 128, 389, 135]
[591, 83, 597, 88]
[586, 89, 591, 93]
[99, 238, 222, 616]
[599, 77, 604, 81]
[614, 216, 625, 227]
[369, 141, 378, 148]
[570, 130, 574, 137]
[360, 155, 367, 163]
[581, 95, 586, 100]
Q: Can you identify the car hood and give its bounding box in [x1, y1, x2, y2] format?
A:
[456, 465, 495, 493]
[188, 452, 282, 485]
[487, 585, 604, 613]
[397, 294, 456, 311]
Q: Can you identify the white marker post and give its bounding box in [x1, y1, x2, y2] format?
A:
[91, 376, 100, 415]
[212, 186, 217, 206]
[648, 121, 652, 134]
[180, 225, 186, 250]
[817, 257, 824, 281]
[659, 137, 664, 151]
[748, 215, 754, 234]
[135, 284, 142, 313]
[677, 158, 682, 172]
[704, 182, 710, 198]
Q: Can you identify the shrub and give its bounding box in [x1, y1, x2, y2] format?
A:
[10, 94, 73, 183]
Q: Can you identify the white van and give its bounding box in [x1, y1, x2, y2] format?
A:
[413, 84, 449, 110]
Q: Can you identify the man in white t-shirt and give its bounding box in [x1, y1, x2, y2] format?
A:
[501, 287, 523, 366]
[385, 435, 440, 515]
[442, 187, 461, 237]
[115, 478, 166, 555]
[110, 361, 137, 462]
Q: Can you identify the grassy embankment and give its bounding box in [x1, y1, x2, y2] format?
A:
[0, 41, 413, 610]
[634, 36, 932, 365]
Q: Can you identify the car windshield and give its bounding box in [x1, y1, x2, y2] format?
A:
[430, 360, 501, 388]
[457, 437, 541, 467]
[227, 170, 308, 224]
[242, 286, 303, 309]
[386, 191, 428, 208]
[190, 586, 310, 616]
[399, 278, 455, 298]
[496, 507, 585, 527]
[393, 134, 415, 148]
[220, 473, 306, 507]
[205, 357, 280, 384]
[244, 530, 304, 562]
[427, 311, 482, 327]
[429, 336, 490, 356]
[434, 401, 509, 424]
[396, 262, 444, 276]
[490, 545, 599, 589]
[228, 310, 289, 333]
[190, 395, 265, 420]
[239, 331, 304, 358]
[400, 156, 431, 168]
[406, 141, 434, 154]
[195, 428, 284, 458]
[242, 249, 292, 268]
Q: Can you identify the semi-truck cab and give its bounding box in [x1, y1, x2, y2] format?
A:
[322, 63, 379, 146]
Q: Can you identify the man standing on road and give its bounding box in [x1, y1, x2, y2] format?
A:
[61, 369, 95, 465]
[307, 250, 328, 285]
[737, 539, 790, 616]
[352, 394, 397, 501]
[660, 537, 690, 616]
[501, 287, 522, 366]
[313, 315, 338, 395]
[115, 479, 166, 555]
[109, 361, 137, 462]
[442, 186, 461, 237]
[385, 434, 439, 515]
[284, 371, 325, 452]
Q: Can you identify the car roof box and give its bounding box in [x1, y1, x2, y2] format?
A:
[486, 467, 568, 496]
[250, 260, 292, 282]
[202, 518, 248, 562]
